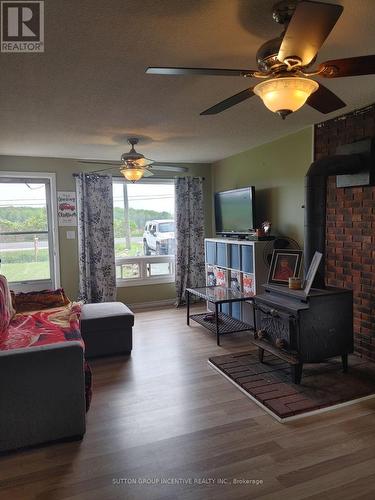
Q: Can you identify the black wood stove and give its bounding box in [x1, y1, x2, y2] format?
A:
[253, 284, 354, 384]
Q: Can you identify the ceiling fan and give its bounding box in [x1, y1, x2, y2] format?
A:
[78, 137, 187, 182]
[146, 0, 375, 119]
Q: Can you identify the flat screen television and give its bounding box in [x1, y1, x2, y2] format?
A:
[215, 186, 256, 235]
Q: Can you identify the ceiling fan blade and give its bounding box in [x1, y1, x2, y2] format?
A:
[318, 55, 375, 78]
[134, 157, 153, 167]
[87, 166, 120, 174]
[142, 169, 154, 178]
[200, 87, 255, 115]
[78, 160, 188, 173]
[278, 1, 343, 67]
[152, 165, 188, 173]
[78, 159, 121, 165]
[146, 67, 257, 77]
[307, 82, 346, 114]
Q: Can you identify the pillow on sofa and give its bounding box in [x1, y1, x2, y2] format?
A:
[0, 275, 15, 339]
[11, 288, 70, 313]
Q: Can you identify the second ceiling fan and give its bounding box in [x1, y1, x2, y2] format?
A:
[146, 0, 375, 119]
[79, 138, 187, 182]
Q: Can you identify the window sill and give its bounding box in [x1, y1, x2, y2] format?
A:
[8, 279, 53, 293]
[115, 255, 175, 287]
[116, 276, 175, 288]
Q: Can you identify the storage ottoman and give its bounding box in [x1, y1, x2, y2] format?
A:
[80, 302, 134, 358]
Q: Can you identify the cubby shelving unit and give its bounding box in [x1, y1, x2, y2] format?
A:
[204, 238, 271, 328]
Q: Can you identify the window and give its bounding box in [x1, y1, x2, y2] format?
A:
[112, 179, 175, 286]
[0, 172, 60, 291]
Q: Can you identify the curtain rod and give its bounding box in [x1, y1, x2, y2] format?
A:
[72, 173, 205, 180]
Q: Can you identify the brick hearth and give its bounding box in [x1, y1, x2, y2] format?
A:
[314, 104, 375, 361]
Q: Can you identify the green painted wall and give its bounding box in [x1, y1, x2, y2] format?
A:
[0, 127, 313, 303]
[211, 127, 313, 244]
[0, 156, 212, 303]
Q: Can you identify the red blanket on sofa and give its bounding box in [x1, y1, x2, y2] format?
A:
[0, 303, 92, 411]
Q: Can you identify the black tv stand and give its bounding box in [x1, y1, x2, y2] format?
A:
[218, 233, 275, 241]
[246, 235, 275, 241]
[219, 232, 254, 239]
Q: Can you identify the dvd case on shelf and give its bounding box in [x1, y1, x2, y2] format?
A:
[242, 273, 255, 295]
[230, 270, 242, 293]
[206, 265, 216, 286]
[214, 266, 228, 287]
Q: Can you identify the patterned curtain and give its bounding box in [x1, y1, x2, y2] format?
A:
[175, 177, 205, 306]
[75, 173, 116, 303]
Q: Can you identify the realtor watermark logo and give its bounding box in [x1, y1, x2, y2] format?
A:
[1, 1, 44, 52]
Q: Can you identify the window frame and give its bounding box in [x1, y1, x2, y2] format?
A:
[116, 254, 175, 288]
[112, 177, 175, 288]
[0, 171, 60, 292]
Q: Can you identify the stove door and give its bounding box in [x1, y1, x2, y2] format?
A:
[255, 304, 297, 351]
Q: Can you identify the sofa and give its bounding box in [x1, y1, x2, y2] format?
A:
[0, 284, 89, 453]
[0, 342, 86, 453]
[0, 280, 134, 453]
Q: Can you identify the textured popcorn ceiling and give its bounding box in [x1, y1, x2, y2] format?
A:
[0, 0, 375, 163]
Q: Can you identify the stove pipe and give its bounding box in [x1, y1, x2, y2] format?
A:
[304, 153, 371, 289]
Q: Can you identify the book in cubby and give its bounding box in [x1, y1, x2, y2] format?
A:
[230, 270, 242, 293]
[214, 266, 228, 287]
[242, 273, 255, 295]
[206, 265, 216, 286]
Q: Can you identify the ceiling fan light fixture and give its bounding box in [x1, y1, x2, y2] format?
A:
[253, 77, 319, 118]
[121, 138, 154, 168]
[120, 166, 145, 182]
[121, 155, 153, 168]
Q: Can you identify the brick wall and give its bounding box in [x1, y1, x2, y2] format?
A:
[314, 103, 375, 361]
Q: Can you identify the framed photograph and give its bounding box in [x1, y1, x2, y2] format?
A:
[303, 251, 323, 295]
[268, 249, 303, 286]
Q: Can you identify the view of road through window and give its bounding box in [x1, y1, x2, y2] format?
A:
[0, 181, 51, 283]
[112, 181, 175, 280]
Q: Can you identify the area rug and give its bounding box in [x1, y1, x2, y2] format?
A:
[208, 350, 375, 422]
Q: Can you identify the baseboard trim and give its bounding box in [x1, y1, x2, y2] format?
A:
[128, 299, 176, 311]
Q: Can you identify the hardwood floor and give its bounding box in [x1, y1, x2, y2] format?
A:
[1, 305, 375, 500]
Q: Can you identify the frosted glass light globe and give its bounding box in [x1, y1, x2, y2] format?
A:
[254, 77, 319, 118]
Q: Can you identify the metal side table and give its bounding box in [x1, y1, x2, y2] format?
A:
[186, 286, 255, 346]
